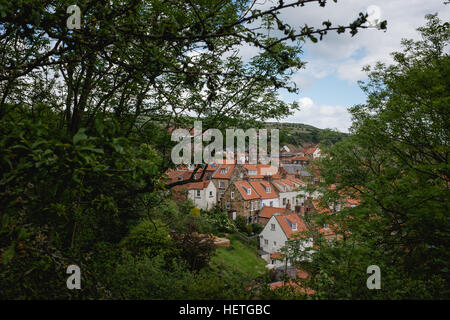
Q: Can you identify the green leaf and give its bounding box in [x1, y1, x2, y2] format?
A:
[2, 243, 15, 264]
[73, 128, 88, 145]
[79, 146, 104, 154]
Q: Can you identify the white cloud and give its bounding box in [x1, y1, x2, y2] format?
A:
[280, 97, 352, 133]
[266, 0, 450, 84]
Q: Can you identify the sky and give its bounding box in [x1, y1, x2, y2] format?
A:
[252, 0, 450, 133]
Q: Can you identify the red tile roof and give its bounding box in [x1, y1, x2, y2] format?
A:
[271, 180, 290, 193]
[212, 164, 235, 179]
[303, 147, 317, 155]
[172, 180, 211, 191]
[259, 206, 287, 219]
[346, 197, 360, 206]
[286, 177, 306, 186]
[292, 156, 309, 161]
[249, 181, 278, 199]
[275, 213, 308, 240]
[270, 252, 283, 260]
[234, 181, 260, 200]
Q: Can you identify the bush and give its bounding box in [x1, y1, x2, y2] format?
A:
[251, 223, 264, 234]
[245, 224, 253, 235]
[234, 216, 247, 233]
[120, 219, 177, 259]
[190, 207, 201, 217]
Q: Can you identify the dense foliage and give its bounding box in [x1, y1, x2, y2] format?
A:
[284, 14, 450, 299]
[0, 0, 388, 299]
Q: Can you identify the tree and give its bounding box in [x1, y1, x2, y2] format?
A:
[290, 14, 450, 299]
[0, 1, 387, 299]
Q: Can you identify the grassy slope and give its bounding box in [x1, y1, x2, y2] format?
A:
[210, 234, 267, 279]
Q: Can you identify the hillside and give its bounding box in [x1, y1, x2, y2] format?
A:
[265, 122, 348, 148]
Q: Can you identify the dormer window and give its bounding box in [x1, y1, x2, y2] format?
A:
[247, 188, 251, 195]
[221, 168, 229, 174]
[178, 176, 183, 181]
[292, 223, 297, 231]
[249, 170, 257, 175]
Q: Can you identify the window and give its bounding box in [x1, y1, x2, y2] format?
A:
[271, 223, 275, 231]
[226, 203, 231, 210]
[220, 168, 228, 174]
[264, 239, 269, 246]
[273, 241, 277, 246]
[178, 176, 183, 181]
[265, 186, 271, 193]
[219, 193, 224, 200]
[282, 198, 286, 205]
[219, 181, 225, 189]
[324, 224, 329, 229]
[270, 201, 273, 206]
[196, 190, 201, 197]
[292, 223, 297, 231]
[231, 191, 234, 199]
[246, 188, 251, 195]
[209, 191, 213, 198]
[250, 202, 253, 211]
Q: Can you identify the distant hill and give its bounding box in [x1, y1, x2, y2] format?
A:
[265, 122, 348, 148]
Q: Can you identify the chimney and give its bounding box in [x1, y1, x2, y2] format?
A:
[286, 199, 291, 210]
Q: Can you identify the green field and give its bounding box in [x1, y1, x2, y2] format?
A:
[210, 234, 267, 279]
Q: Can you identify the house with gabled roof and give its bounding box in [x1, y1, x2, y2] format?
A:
[249, 180, 280, 208]
[257, 206, 288, 226]
[303, 145, 321, 159]
[172, 180, 217, 210]
[259, 213, 313, 266]
[211, 164, 246, 202]
[271, 178, 307, 213]
[220, 180, 261, 223]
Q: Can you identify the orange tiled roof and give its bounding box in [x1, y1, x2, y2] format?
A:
[259, 206, 287, 219]
[270, 252, 283, 260]
[292, 156, 309, 161]
[234, 181, 260, 200]
[286, 177, 306, 186]
[275, 214, 308, 240]
[303, 147, 317, 155]
[271, 180, 291, 193]
[172, 180, 211, 191]
[212, 164, 235, 179]
[249, 181, 278, 199]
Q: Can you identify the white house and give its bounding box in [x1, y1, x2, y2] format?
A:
[313, 147, 321, 159]
[172, 180, 217, 210]
[259, 213, 313, 267]
[271, 178, 307, 210]
[188, 180, 217, 210]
